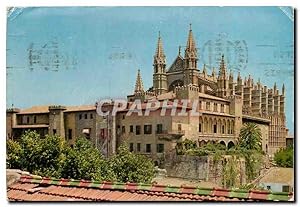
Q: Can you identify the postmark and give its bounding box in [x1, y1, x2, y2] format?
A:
[27, 39, 77, 72]
[256, 44, 294, 77]
[201, 33, 248, 72]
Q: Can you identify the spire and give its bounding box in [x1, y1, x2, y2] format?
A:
[155, 31, 165, 58]
[134, 69, 144, 93]
[229, 70, 233, 78]
[282, 83, 285, 95]
[219, 54, 226, 77]
[237, 71, 241, 80]
[274, 82, 277, 91]
[212, 67, 216, 77]
[203, 64, 207, 75]
[186, 24, 196, 52]
[184, 23, 198, 71]
[178, 46, 181, 56]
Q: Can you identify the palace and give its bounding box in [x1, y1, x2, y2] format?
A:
[6, 25, 289, 158]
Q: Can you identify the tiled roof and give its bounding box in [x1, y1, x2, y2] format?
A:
[17, 105, 96, 114]
[7, 175, 293, 202]
[19, 105, 50, 114]
[64, 105, 96, 112]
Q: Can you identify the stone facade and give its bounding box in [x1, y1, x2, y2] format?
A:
[6, 25, 290, 159]
[164, 154, 246, 187]
[124, 25, 288, 157]
[6, 105, 109, 151]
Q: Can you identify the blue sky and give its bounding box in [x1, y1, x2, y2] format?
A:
[6, 7, 294, 132]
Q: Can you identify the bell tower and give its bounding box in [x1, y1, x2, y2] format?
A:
[183, 24, 199, 86]
[153, 31, 168, 95]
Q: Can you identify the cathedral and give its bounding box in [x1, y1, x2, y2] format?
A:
[127, 24, 288, 156]
[6, 25, 289, 158]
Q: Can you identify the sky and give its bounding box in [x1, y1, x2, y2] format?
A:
[6, 7, 294, 132]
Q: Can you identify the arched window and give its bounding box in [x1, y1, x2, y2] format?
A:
[228, 141, 235, 149]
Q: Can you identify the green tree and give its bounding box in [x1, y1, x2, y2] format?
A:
[274, 147, 293, 168]
[238, 123, 264, 182]
[34, 134, 67, 177]
[222, 156, 239, 188]
[109, 144, 155, 183]
[12, 131, 66, 178]
[18, 130, 43, 174]
[7, 139, 23, 169]
[239, 123, 262, 151]
[61, 137, 115, 181]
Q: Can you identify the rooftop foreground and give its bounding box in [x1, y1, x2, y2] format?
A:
[7, 169, 293, 202]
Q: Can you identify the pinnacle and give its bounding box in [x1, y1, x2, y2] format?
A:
[155, 31, 165, 58]
[186, 25, 196, 51]
[134, 69, 144, 93]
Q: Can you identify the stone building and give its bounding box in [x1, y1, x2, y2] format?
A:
[122, 25, 288, 157]
[6, 105, 116, 156]
[6, 25, 289, 158]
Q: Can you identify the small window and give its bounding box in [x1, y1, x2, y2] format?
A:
[79, 114, 82, 120]
[221, 104, 225, 113]
[90, 113, 93, 119]
[53, 129, 57, 135]
[68, 129, 72, 140]
[34, 116, 37, 124]
[206, 102, 210, 111]
[122, 115, 125, 119]
[222, 125, 225, 134]
[199, 124, 202, 132]
[137, 143, 141, 152]
[144, 125, 152, 134]
[178, 124, 182, 132]
[130, 125, 133, 133]
[27, 116, 30, 124]
[156, 124, 163, 134]
[136, 125, 141, 135]
[129, 143, 134, 152]
[157, 144, 164, 153]
[146, 144, 151, 153]
[214, 103, 218, 112]
[282, 185, 290, 192]
[85, 114, 88, 119]
[213, 125, 217, 133]
[122, 126, 125, 133]
[199, 101, 202, 110]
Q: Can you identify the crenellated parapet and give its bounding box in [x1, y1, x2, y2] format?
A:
[6, 108, 21, 113]
[48, 105, 67, 111]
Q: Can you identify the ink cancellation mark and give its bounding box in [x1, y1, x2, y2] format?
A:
[201, 33, 248, 72]
[256, 44, 294, 77]
[27, 40, 78, 72]
[108, 46, 134, 62]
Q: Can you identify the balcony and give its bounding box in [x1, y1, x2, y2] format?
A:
[156, 130, 185, 141]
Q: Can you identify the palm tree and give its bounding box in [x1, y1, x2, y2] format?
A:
[238, 123, 262, 151]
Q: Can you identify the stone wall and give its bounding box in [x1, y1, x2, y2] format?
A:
[164, 153, 246, 187]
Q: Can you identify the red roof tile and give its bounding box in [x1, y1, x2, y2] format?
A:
[7, 175, 293, 202]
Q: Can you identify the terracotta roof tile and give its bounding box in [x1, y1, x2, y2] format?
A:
[7, 175, 293, 202]
[17, 105, 96, 114]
